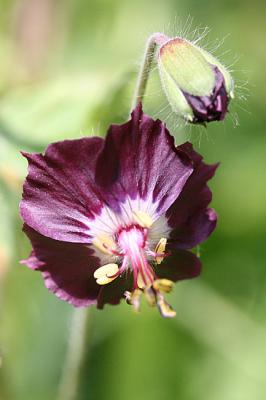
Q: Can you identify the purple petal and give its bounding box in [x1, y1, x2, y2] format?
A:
[170, 208, 217, 249]
[167, 142, 218, 248]
[97, 274, 131, 309]
[20, 137, 105, 242]
[154, 249, 201, 281]
[95, 103, 193, 214]
[20, 106, 193, 242]
[183, 67, 230, 123]
[21, 224, 101, 307]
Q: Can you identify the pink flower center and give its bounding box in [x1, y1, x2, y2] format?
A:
[92, 216, 176, 318]
[92, 210, 170, 290]
[118, 226, 155, 288]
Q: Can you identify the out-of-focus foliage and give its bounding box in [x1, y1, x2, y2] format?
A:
[0, 0, 266, 399]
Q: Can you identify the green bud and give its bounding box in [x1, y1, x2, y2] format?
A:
[157, 37, 234, 123]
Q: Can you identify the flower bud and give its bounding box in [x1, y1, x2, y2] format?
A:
[157, 37, 234, 124]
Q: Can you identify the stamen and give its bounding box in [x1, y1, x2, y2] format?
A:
[126, 289, 142, 312]
[133, 210, 153, 228]
[92, 234, 117, 255]
[153, 279, 174, 293]
[94, 263, 119, 285]
[154, 238, 167, 264]
[144, 287, 156, 306]
[156, 293, 176, 318]
[124, 291, 132, 304]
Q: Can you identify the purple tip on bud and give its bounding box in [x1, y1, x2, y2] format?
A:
[183, 66, 229, 123]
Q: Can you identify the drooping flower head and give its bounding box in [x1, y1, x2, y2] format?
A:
[157, 36, 234, 124]
[20, 104, 218, 318]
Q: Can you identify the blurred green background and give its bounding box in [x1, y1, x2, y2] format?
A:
[0, 0, 266, 399]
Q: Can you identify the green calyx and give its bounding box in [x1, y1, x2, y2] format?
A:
[199, 46, 234, 97]
[158, 60, 194, 121]
[159, 38, 216, 96]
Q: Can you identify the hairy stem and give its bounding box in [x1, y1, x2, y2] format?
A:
[131, 32, 168, 110]
[57, 308, 91, 400]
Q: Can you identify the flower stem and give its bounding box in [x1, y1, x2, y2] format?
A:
[57, 308, 91, 400]
[131, 33, 168, 111]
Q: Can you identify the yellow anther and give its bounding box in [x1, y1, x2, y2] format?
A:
[94, 263, 119, 285]
[124, 291, 132, 304]
[144, 287, 156, 307]
[92, 234, 117, 255]
[94, 263, 119, 279]
[133, 210, 153, 228]
[95, 276, 115, 285]
[157, 294, 176, 318]
[155, 237, 167, 264]
[130, 289, 142, 312]
[153, 278, 174, 293]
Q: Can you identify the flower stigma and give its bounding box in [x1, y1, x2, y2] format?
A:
[92, 210, 176, 318]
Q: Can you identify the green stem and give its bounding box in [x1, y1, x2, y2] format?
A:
[131, 33, 168, 111]
[57, 308, 91, 400]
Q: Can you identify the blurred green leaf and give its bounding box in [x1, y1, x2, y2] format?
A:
[0, 73, 127, 148]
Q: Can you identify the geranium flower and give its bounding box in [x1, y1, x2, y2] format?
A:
[20, 104, 218, 318]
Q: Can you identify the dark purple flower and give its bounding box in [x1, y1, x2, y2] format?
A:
[20, 104, 218, 318]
